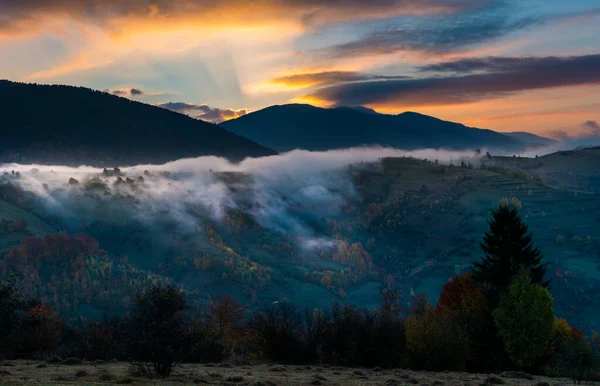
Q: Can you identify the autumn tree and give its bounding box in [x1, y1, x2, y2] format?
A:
[204, 296, 247, 358]
[436, 273, 498, 371]
[552, 318, 594, 383]
[493, 269, 554, 368]
[471, 205, 548, 306]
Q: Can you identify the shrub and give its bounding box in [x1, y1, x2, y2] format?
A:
[406, 310, 469, 371]
[493, 269, 554, 368]
[122, 286, 190, 376]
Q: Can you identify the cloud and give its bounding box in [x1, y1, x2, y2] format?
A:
[158, 102, 248, 123]
[270, 71, 409, 88]
[418, 54, 600, 74]
[104, 88, 145, 97]
[316, 6, 600, 59]
[539, 120, 600, 154]
[583, 120, 600, 133]
[305, 54, 600, 107]
[0, 0, 490, 38]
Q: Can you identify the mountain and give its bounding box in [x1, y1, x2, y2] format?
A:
[221, 104, 525, 152]
[0, 80, 276, 166]
[504, 131, 558, 147]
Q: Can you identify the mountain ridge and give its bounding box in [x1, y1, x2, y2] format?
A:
[0, 80, 276, 166]
[221, 103, 529, 153]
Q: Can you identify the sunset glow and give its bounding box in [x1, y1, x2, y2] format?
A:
[1, 0, 598, 131]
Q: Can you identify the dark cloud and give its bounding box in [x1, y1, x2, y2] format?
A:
[318, 6, 600, 58]
[583, 120, 600, 131]
[419, 54, 600, 74]
[104, 88, 144, 97]
[306, 54, 600, 107]
[158, 102, 247, 123]
[271, 71, 408, 87]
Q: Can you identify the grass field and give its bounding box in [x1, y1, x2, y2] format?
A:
[0, 360, 580, 385]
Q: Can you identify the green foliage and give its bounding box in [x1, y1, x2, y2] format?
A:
[493, 269, 555, 368]
[471, 205, 548, 306]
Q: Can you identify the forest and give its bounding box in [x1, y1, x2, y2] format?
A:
[1, 205, 598, 383]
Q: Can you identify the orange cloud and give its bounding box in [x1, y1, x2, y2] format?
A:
[0, 0, 485, 39]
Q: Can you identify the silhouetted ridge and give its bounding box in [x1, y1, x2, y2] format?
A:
[222, 103, 525, 152]
[0, 80, 276, 166]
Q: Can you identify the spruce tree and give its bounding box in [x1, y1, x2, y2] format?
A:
[471, 204, 548, 305]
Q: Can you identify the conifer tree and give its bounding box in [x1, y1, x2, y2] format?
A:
[471, 204, 548, 305]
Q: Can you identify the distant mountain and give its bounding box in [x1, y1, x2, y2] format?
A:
[0, 80, 275, 166]
[504, 132, 558, 147]
[221, 104, 525, 152]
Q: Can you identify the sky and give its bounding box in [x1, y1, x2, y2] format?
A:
[0, 0, 599, 136]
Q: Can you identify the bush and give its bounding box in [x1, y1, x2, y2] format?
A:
[122, 286, 190, 376]
[406, 310, 469, 371]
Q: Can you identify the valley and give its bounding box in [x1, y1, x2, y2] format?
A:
[1, 148, 599, 332]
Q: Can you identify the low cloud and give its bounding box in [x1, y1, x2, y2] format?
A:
[305, 54, 600, 107]
[158, 102, 248, 123]
[0, 147, 482, 247]
[105, 88, 145, 97]
[270, 71, 408, 88]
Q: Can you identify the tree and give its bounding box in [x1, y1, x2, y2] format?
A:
[0, 280, 61, 359]
[123, 286, 190, 376]
[493, 269, 554, 368]
[471, 205, 548, 306]
[436, 273, 498, 371]
[551, 318, 594, 384]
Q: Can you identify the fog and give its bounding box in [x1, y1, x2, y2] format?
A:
[1, 147, 480, 249]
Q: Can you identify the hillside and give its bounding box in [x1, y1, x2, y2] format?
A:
[0, 80, 276, 166]
[221, 104, 526, 152]
[1, 151, 599, 332]
[489, 147, 600, 192]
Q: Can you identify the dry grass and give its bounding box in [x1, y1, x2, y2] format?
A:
[0, 360, 584, 385]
